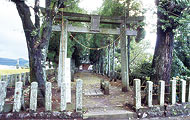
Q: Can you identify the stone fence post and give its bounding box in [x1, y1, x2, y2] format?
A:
[60, 82, 66, 111]
[29, 82, 38, 111]
[134, 79, 141, 110]
[159, 80, 165, 106]
[0, 81, 7, 113]
[170, 80, 176, 105]
[146, 81, 153, 107]
[180, 79, 186, 103]
[13, 82, 23, 112]
[45, 82, 52, 111]
[76, 79, 83, 112]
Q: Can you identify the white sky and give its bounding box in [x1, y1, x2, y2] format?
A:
[0, 0, 156, 60]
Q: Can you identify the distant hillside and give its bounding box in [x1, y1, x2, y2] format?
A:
[0, 58, 29, 67]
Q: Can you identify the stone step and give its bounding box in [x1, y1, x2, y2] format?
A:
[84, 89, 104, 96]
[83, 110, 137, 120]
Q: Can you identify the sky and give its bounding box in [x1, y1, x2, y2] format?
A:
[0, 0, 156, 60]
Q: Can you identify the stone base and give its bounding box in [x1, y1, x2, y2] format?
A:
[165, 103, 190, 117]
[0, 112, 82, 119]
[137, 106, 165, 118]
[137, 103, 190, 118]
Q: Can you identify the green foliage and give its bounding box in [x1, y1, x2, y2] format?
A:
[171, 38, 190, 77]
[157, 0, 190, 31]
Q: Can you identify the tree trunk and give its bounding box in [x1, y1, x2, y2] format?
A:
[14, 1, 54, 101]
[151, 20, 174, 85]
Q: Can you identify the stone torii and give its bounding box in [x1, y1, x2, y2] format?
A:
[53, 12, 144, 102]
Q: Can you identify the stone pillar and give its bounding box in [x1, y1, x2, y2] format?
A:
[12, 74, 17, 87]
[158, 80, 165, 106]
[108, 46, 111, 77]
[120, 21, 130, 92]
[187, 77, 190, 102]
[0, 81, 7, 112]
[29, 82, 38, 111]
[21, 73, 26, 86]
[170, 80, 176, 105]
[58, 20, 68, 88]
[0, 75, 6, 81]
[45, 82, 52, 111]
[76, 79, 83, 112]
[180, 79, 186, 103]
[9, 75, 14, 87]
[16, 74, 21, 82]
[6, 75, 11, 87]
[65, 58, 71, 103]
[146, 81, 153, 107]
[60, 82, 66, 111]
[13, 82, 23, 112]
[134, 79, 141, 110]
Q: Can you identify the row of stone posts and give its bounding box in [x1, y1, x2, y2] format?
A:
[0, 72, 30, 87]
[134, 78, 190, 110]
[0, 79, 83, 113]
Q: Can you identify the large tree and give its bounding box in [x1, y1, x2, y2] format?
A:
[10, 0, 64, 100]
[151, 0, 190, 84]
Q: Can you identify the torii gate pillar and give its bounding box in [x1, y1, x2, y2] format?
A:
[120, 21, 131, 92]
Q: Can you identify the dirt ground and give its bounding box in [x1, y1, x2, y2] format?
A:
[74, 71, 134, 113]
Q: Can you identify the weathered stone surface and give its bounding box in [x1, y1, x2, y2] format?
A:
[58, 20, 68, 88]
[170, 80, 176, 105]
[104, 81, 110, 95]
[12, 74, 17, 87]
[65, 58, 71, 103]
[13, 82, 23, 112]
[0, 112, 82, 119]
[8, 75, 14, 87]
[0, 81, 7, 112]
[137, 106, 165, 118]
[3, 103, 13, 112]
[6, 75, 11, 87]
[146, 81, 153, 107]
[21, 73, 26, 86]
[45, 82, 52, 111]
[29, 82, 38, 111]
[158, 80, 165, 106]
[0, 75, 6, 81]
[134, 79, 141, 110]
[76, 79, 83, 112]
[165, 103, 190, 117]
[60, 82, 66, 111]
[180, 79, 186, 103]
[16, 74, 21, 82]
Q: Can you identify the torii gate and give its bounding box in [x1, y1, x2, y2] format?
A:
[52, 12, 144, 102]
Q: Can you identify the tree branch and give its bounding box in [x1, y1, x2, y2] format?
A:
[34, 0, 40, 29]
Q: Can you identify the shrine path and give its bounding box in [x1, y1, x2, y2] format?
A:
[72, 71, 136, 119]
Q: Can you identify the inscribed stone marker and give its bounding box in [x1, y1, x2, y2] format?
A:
[180, 79, 186, 103]
[76, 79, 83, 112]
[65, 58, 71, 103]
[170, 80, 176, 105]
[134, 79, 141, 110]
[60, 82, 66, 111]
[159, 80, 165, 106]
[146, 81, 153, 107]
[45, 82, 52, 111]
[13, 82, 23, 112]
[0, 81, 7, 112]
[29, 82, 38, 111]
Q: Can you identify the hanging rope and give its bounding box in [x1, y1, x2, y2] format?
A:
[60, 12, 126, 51]
[70, 34, 121, 50]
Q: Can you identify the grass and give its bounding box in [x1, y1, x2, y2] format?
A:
[0, 69, 29, 75]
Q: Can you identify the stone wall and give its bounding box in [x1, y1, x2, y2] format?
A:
[137, 103, 190, 118]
